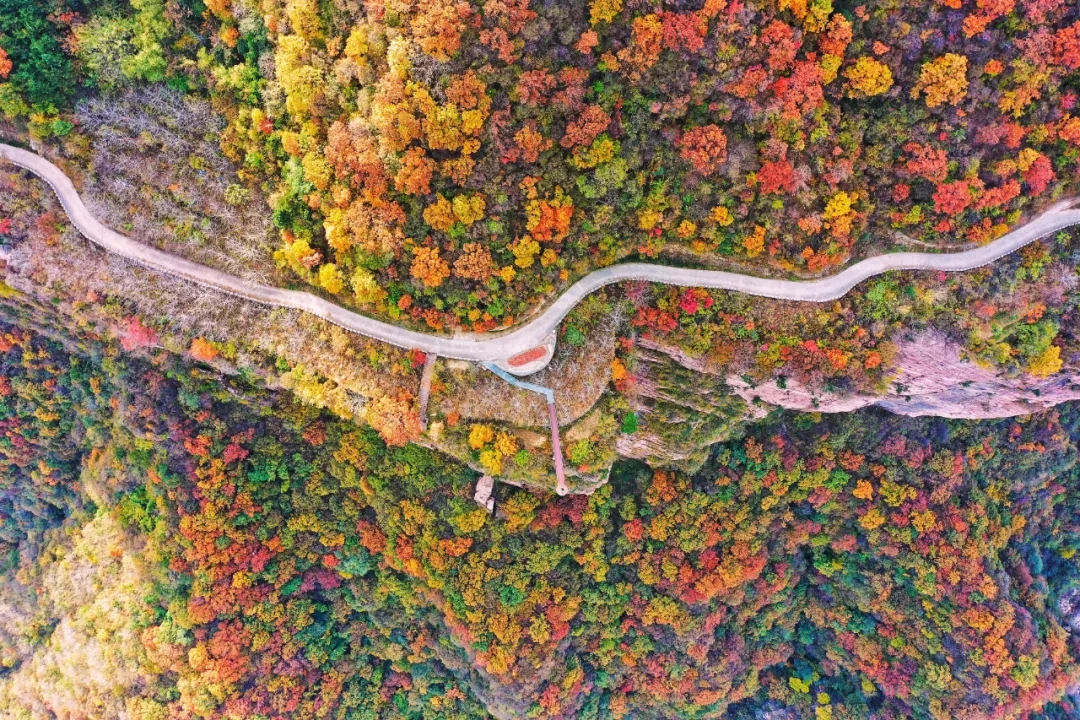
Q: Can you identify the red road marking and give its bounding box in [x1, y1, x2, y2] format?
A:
[507, 346, 547, 367]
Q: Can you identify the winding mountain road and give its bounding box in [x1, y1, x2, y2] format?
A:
[4, 142, 1080, 370]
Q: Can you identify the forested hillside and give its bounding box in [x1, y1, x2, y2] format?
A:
[0, 303, 1079, 718]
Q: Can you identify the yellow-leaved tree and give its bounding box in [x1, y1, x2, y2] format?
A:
[913, 53, 970, 108]
[410, 247, 450, 289]
[844, 57, 894, 98]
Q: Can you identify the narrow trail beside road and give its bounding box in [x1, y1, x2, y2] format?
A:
[4, 142, 1080, 370]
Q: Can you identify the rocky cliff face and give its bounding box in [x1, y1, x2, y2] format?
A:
[614, 342, 748, 470]
[725, 331, 1080, 419]
[618, 331, 1080, 471]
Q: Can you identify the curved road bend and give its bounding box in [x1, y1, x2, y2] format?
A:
[3, 142, 1080, 365]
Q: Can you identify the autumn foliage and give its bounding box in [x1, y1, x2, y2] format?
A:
[188, 337, 220, 362]
[11, 317, 1080, 719]
[913, 53, 970, 107]
[117, 0, 1078, 332]
[677, 124, 728, 175]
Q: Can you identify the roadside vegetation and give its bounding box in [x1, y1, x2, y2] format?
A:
[623, 227, 1080, 392]
[1, 0, 1078, 335]
[5, 136, 1080, 494]
[72, 88, 280, 283]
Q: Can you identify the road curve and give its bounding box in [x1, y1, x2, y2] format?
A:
[3, 142, 1080, 365]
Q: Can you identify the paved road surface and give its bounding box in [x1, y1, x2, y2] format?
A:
[4, 142, 1079, 366]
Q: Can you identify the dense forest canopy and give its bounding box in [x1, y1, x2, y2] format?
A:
[4, 314, 1080, 718]
[2, 0, 1079, 333]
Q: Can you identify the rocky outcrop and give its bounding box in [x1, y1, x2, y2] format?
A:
[726, 331, 1080, 419]
[616, 343, 748, 470]
[618, 331, 1080, 471]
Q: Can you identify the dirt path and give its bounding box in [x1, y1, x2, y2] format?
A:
[417, 353, 437, 431]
